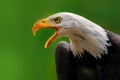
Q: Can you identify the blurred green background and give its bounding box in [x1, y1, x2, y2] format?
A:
[0, 0, 120, 80]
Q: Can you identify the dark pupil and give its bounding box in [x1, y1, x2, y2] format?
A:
[55, 17, 60, 23]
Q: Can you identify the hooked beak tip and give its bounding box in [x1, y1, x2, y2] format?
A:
[33, 32, 36, 36]
[32, 26, 36, 36]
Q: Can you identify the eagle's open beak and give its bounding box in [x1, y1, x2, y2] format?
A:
[32, 19, 61, 48]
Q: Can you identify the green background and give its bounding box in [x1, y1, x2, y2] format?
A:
[0, 0, 120, 80]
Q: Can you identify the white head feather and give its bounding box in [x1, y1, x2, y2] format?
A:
[47, 12, 111, 58]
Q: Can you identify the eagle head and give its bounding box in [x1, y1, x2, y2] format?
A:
[32, 12, 110, 58]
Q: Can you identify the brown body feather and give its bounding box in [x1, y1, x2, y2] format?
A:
[55, 30, 120, 80]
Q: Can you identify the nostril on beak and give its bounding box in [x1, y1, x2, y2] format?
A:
[42, 20, 45, 23]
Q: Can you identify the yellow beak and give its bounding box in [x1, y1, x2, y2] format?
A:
[32, 19, 61, 48]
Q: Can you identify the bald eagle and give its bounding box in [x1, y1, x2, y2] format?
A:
[32, 12, 120, 80]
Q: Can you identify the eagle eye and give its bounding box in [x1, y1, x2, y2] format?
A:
[54, 17, 62, 24]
